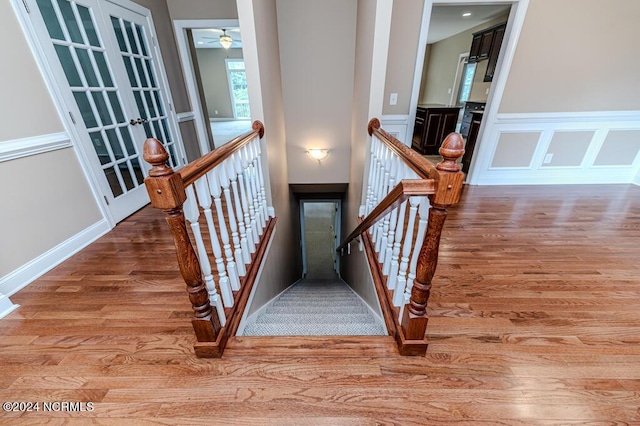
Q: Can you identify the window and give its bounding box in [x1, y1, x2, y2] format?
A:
[457, 61, 476, 105]
[225, 59, 250, 119]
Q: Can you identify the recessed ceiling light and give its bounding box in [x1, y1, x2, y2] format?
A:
[462, 12, 472, 17]
[197, 41, 204, 45]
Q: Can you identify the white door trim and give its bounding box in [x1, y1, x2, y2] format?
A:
[407, 0, 530, 184]
[173, 19, 240, 156]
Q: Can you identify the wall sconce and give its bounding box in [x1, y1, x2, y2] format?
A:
[307, 149, 329, 163]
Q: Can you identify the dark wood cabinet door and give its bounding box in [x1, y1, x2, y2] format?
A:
[478, 30, 494, 60]
[423, 113, 443, 154]
[469, 34, 482, 62]
[412, 115, 426, 153]
[484, 24, 506, 82]
[462, 113, 483, 175]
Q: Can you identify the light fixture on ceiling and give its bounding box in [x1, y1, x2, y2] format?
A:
[307, 149, 329, 163]
[462, 11, 472, 17]
[197, 41, 204, 45]
[219, 29, 233, 49]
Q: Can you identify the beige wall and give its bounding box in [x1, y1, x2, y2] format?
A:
[242, 0, 300, 314]
[166, 0, 238, 20]
[467, 60, 490, 103]
[594, 130, 640, 166]
[382, 0, 423, 115]
[1, 3, 103, 279]
[500, 0, 640, 113]
[194, 48, 244, 119]
[420, 15, 508, 106]
[341, 0, 381, 310]
[0, 149, 102, 276]
[277, 0, 356, 184]
[0, 1, 63, 141]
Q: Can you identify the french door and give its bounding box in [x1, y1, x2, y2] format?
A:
[29, 0, 184, 223]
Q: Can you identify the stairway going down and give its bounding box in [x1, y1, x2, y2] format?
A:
[241, 278, 387, 336]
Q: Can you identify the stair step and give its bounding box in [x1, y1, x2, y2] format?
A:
[264, 306, 371, 315]
[272, 300, 361, 307]
[242, 322, 387, 336]
[256, 313, 379, 324]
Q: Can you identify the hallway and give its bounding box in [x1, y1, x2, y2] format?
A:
[2, 184, 640, 423]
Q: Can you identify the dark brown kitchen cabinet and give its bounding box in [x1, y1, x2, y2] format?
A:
[461, 111, 483, 175]
[484, 24, 506, 82]
[468, 23, 506, 83]
[412, 106, 460, 155]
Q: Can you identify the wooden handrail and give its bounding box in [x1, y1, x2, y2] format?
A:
[336, 179, 435, 252]
[368, 118, 438, 180]
[179, 120, 264, 187]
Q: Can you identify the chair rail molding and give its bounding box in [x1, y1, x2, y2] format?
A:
[471, 110, 640, 186]
[176, 111, 196, 123]
[0, 132, 71, 163]
[0, 219, 110, 297]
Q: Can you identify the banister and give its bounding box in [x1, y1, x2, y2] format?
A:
[179, 120, 264, 187]
[337, 179, 435, 252]
[368, 118, 438, 180]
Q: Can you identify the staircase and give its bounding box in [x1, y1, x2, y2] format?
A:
[242, 278, 387, 336]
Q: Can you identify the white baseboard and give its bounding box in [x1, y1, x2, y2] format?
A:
[476, 169, 637, 186]
[0, 294, 19, 319]
[633, 172, 640, 186]
[0, 219, 111, 296]
[235, 225, 278, 335]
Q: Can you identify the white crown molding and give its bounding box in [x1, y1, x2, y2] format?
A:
[0, 132, 71, 163]
[0, 219, 110, 297]
[176, 111, 196, 123]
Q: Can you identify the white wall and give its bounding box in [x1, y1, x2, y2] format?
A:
[276, 0, 357, 184]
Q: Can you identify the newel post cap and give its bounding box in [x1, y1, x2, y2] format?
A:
[143, 138, 174, 177]
[436, 133, 465, 173]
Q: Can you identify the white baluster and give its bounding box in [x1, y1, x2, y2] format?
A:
[241, 145, 259, 245]
[194, 177, 233, 308]
[207, 168, 241, 292]
[394, 196, 419, 307]
[402, 197, 430, 319]
[377, 147, 394, 262]
[371, 140, 384, 238]
[369, 138, 383, 220]
[244, 145, 262, 238]
[364, 137, 377, 217]
[387, 199, 406, 291]
[383, 156, 400, 275]
[219, 159, 245, 277]
[249, 142, 266, 232]
[183, 185, 226, 326]
[235, 150, 256, 253]
[228, 155, 251, 265]
[254, 138, 270, 221]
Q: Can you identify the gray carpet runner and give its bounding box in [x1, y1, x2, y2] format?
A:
[242, 279, 387, 336]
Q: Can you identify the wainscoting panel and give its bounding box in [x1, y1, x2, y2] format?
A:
[0, 132, 71, 163]
[472, 111, 640, 185]
[380, 115, 409, 146]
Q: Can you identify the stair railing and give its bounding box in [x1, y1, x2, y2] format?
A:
[143, 121, 276, 358]
[338, 118, 465, 356]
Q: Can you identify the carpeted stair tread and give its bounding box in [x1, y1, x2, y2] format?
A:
[242, 278, 386, 336]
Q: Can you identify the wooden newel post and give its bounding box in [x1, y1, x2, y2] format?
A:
[143, 139, 225, 357]
[400, 133, 465, 352]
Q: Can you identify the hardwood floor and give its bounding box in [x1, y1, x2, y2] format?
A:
[2, 184, 640, 424]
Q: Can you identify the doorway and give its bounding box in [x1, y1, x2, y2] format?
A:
[174, 21, 252, 150]
[408, 0, 529, 183]
[300, 200, 341, 280]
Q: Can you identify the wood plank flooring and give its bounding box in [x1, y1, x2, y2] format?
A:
[2, 184, 640, 424]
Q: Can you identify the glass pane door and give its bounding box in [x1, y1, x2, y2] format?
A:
[106, 6, 182, 169]
[36, 0, 146, 197]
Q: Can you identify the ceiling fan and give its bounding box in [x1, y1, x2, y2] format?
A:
[194, 28, 241, 49]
